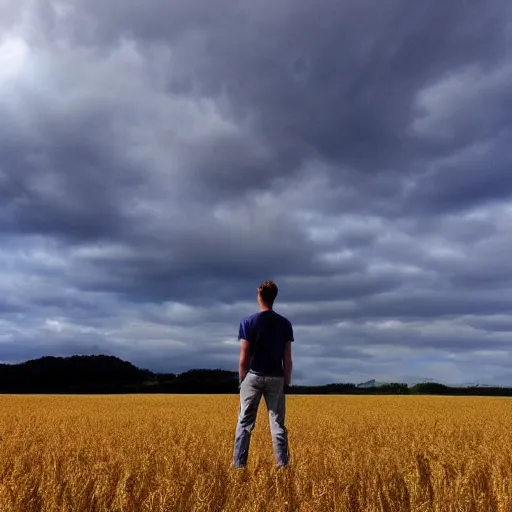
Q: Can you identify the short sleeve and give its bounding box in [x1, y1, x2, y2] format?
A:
[238, 319, 247, 340]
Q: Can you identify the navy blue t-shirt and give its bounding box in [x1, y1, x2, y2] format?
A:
[238, 310, 294, 377]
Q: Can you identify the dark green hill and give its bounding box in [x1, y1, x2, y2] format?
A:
[0, 354, 154, 393]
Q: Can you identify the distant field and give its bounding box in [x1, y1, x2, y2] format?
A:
[1, 395, 511, 512]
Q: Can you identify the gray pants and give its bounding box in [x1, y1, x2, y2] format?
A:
[233, 371, 289, 468]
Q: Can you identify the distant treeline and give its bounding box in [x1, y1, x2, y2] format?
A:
[289, 382, 512, 396]
[1, 355, 511, 396]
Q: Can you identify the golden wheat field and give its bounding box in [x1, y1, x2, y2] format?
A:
[1, 394, 512, 512]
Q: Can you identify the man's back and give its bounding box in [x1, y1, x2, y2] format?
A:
[238, 310, 294, 377]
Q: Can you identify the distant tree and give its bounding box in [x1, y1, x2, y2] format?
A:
[410, 382, 449, 394]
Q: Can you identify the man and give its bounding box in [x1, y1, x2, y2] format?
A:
[233, 280, 294, 469]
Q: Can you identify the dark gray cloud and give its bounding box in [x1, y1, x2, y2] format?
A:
[0, 0, 512, 385]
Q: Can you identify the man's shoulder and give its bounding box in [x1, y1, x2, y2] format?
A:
[240, 311, 292, 328]
[241, 312, 260, 324]
[271, 310, 292, 326]
[272, 311, 294, 341]
[239, 312, 260, 332]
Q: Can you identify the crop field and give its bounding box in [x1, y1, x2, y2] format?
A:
[1, 394, 511, 512]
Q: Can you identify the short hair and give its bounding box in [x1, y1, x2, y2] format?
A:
[257, 280, 278, 305]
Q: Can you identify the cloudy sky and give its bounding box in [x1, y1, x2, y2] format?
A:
[1, 0, 512, 385]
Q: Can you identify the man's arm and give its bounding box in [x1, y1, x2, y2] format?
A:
[239, 339, 250, 384]
[283, 340, 293, 387]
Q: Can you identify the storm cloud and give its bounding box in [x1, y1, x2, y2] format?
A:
[1, 0, 512, 385]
